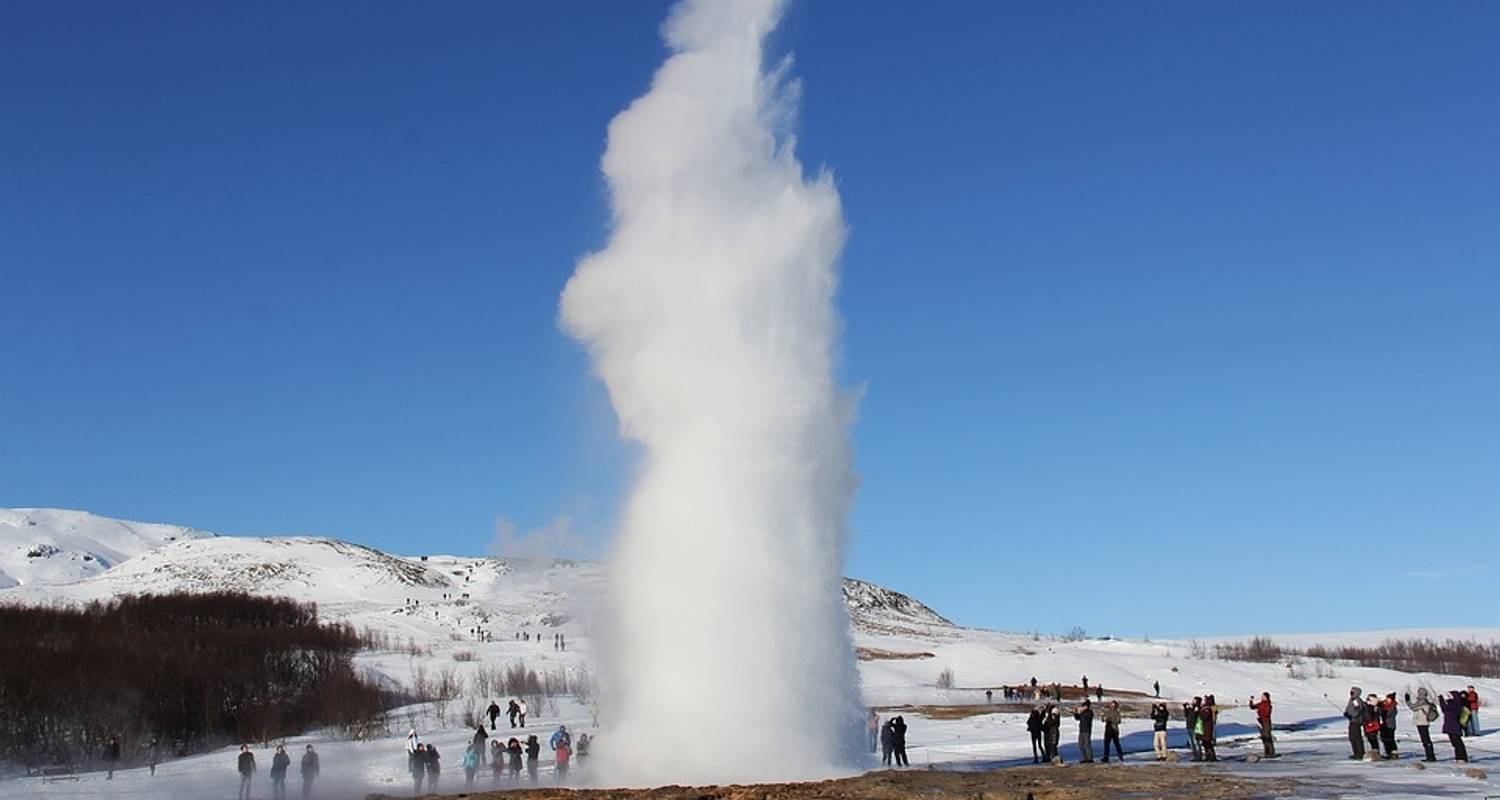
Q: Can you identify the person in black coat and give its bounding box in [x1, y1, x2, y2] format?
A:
[299, 745, 319, 799]
[1026, 707, 1045, 763]
[488, 700, 502, 731]
[105, 736, 121, 780]
[269, 745, 291, 800]
[237, 745, 256, 800]
[879, 719, 894, 766]
[891, 716, 909, 767]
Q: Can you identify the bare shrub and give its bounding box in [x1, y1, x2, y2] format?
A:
[936, 667, 955, 689]
[1212, 637, 1283, 663]
[452, 650, 478, 663]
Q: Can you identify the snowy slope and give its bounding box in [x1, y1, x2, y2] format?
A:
[0, 508, 210, 589]
[1, 508, 1497, 798]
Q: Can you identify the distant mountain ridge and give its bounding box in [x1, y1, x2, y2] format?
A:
[0, 509, 952, 637]
[0, 508, 211, 589]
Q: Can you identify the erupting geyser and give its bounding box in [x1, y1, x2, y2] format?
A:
[559, 0, 864, 786]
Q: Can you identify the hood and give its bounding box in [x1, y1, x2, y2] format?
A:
[1416, 688, 1430, 700]
[1351, 686, 1362, 696]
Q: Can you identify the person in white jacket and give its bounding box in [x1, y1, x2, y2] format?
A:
[518, 699, 529, 727]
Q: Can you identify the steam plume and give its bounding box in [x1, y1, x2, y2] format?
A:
[560, 0, 863, 785]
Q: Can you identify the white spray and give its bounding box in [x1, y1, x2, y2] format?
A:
[559, 0, 863, 785]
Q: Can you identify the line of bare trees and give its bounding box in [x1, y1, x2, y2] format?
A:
[0, 593, 391, 769]
[1202, 636, 1500, 678]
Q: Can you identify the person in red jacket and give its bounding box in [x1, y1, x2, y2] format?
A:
[1465, 686, 1481, 736]
[1249, 692, 1275, 757]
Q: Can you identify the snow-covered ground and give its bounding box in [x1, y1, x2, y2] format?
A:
[1, 509, 1496, 799]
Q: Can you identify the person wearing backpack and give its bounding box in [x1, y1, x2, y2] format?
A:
[1149, 703, 1171, 760]
[1198, 695, 1219, 762]
[1405, 689, 1438, 761]
[1440, 691, 1470, 762]
[1183, 698, 1204, 761]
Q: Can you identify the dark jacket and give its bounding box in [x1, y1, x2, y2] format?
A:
[1151, 705, 1170, 731]
[238, 752, 256, 776]
[1073, 705, 1094, 732]
[270, 752, 290, 779]
[892, 717, 908, 746]
[1439, 692, 1466, 737]
[1026, 709, 1044, 734]
[1102, 707, 1121, 730]
[301, 751, 319, 777]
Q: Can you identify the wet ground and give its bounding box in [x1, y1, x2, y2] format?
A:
[366, 764, 1296, 800]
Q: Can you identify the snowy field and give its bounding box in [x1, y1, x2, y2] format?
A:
[2, 510, 1496, 799]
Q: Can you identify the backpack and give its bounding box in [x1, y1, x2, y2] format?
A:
[1426, 706, 1439, 724]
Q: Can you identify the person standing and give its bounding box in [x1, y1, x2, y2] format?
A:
[525, 735, 541, 782]
[1249, 692, 1275, 757]
[553, 732, 572, 781]
[880, 718, 894, 766]
[1465, 685, 1481, 736]
[487, 700, 501, 731]
[1362, 693, 1383, 756]
[518, 699, 529, 728]
[1073, 699, 1095, 764]
[299, 745, 319, 799]
[1183, 698, 1203, 762]
[463, 744, 480, 788]
[237, 745, 256, 800]
[1198, 695, 1219, 762]
[1149, 703, 1170, 761]
[145, 738, 161, 776]
[867, 709, 880, 754]
[1095, 685, 1103, 702]
[891, 716, 910, 767]
[1405, 688, 1439, 761]
[409, 742, 425, 796]
[507, 699, 519, 728]
[1378, 693, 1400, 759]
[1046, 705, 1064, 762]
[425, 744, 441, 793]
[1440, 691, 1470, 762]
[105, 736, 121, 780]
[472, 726, 489, 765]
[1082, 675, 1089, 691]
[1101, 701, 1124, 762]
[1153, 680, 1160, 698]
[269, 745, 290, 800]
[985, 688, 993, 704]
[1026, 707, 1045, 764]
[507, 737, 523, 780]
[1343, 687, 1367, 760]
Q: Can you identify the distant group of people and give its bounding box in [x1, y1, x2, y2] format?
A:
[1023, 698, 1126, 764]
[486, 697, 530, 729]
[867, 710, 909, 766]
[235, 743, 318, 800]
[1343, 684, 1480, 763]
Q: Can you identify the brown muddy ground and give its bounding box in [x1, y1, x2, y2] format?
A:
[368, 765, 1296, 800]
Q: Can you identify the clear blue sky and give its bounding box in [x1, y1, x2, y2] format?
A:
[3, 1, 1496, 637]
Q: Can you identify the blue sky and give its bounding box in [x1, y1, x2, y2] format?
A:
[2, 1, 1496, 637]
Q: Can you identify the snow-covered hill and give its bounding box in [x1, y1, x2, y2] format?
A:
[1, 508, 1497, 799]
[0, 508, 210, 589]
